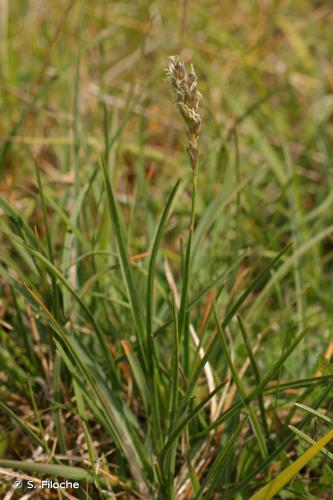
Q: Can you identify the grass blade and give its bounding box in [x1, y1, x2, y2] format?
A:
[146, 179, 180, 347]
[237, 315, 270, 443]
[101, 159, 148, 368]
[195, 417, 247, 499]
[0, 459, 91, 481]
[249, 428, 333, 500]
[289, 425, 333, 461]
[226, 382, 333, 496]
[214, 307, 268, 458]
[0, 401, 45, 449]
[294, 403, 332, 424]
[161, 325, 308, 460]
[184, 244, 292, 406]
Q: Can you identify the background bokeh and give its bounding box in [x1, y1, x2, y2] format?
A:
[1, 1, 332, 369]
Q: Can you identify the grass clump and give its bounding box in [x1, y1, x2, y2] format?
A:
[0, 2, 333, 499]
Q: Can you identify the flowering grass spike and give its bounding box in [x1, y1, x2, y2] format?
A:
[167, 55, 202, 170]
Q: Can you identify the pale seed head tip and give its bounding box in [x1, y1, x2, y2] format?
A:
[167, 55, 202, 170]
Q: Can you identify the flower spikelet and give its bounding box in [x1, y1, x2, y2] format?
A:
[167, 55, 202, 169]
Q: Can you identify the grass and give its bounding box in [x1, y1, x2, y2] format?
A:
[0, 1, 333, 498]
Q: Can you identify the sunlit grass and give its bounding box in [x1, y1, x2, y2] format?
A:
[0, 1, 332, 498]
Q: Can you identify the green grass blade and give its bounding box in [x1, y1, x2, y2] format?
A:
[214, 308, 268, 458]
[289, 425, 333, 461]
[164, 293, 181, 492]
[294, 403, 332, 424]
[101, 159, 148, 368]
[199, 325, 309, 436]
[121, 340, 150, 414]
[54, 337, 150, 493]
[0, 226, 117, 378]
[195, 417, 247, 499]
[52, 352, 67, 454]
[117, 263, 241, 365]
[146, 179, 180, 345]
[249, 428, 333, 500]
[237, 315, 270, 442]
[161, 325, 308, 461]
[184, 243, 292, 406]
[178, 171, 197, 378]
[226, 382, 333, 496]
[0, 401, 45, 449]
[160, 379, 229, 467]
[248, 226, 333, 322]
[0, 459, 92, 481]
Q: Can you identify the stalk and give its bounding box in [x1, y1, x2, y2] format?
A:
[165, 54, 202, 487]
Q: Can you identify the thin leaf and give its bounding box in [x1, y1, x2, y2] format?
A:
[248, 226, 333, 322]
[0, 459, 91, 481]
[249, 428, 333, 500]
[146, 179, 180, 348]
[214, 307, 268, 458]
[195, 417, 247, 499]
[185, 244, 292, 407]
[0, 401, 45, 449]
[237, 315, 270, 442]
[160, 325, 308, 461]
[294, 403, 332, 424]
[226, 382, 333, 496]
[101, 159, 148, 368]
[289, 425, 333, 461]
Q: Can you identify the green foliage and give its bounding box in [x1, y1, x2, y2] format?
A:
[0, 1, 332, 498]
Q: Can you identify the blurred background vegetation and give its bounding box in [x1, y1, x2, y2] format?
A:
[1, 0, 332, 367]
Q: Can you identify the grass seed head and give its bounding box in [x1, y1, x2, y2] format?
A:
[167, 55, 202, 170]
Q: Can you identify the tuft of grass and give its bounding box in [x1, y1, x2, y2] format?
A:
[0, 2, 333, 498]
